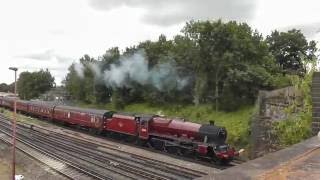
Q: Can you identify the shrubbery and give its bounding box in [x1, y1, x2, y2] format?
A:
[272, 71, 314, 146]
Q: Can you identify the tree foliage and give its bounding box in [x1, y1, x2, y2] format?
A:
[182, 20, 276, 110]
[17, 69, 55, 100]
[266, 29, 318, 75]
[0, 83, 14, 93]
[64, 20, 318, 111]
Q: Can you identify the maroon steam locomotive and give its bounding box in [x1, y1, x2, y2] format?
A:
[0, 96, 238, 164]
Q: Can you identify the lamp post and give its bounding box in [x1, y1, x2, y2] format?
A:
[9, 67, 18, 180]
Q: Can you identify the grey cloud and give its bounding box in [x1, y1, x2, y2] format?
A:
[16, 49, 74, 63]
[88, 0, 257, 26]
[16, 50, 75, 85]
[280, 22, 320, 39]
[19, 65, 67, 72]
[19, 49, 54, 60]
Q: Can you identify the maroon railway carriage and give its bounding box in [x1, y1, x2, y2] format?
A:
[16, 100, 29, 113]
[28, 101, 55, 119]
[53, 105, 113, 133]
[1, 97, 15, 109]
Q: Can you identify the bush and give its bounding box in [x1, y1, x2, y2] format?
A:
[271, 71, 313, 146]
[111, 91, 125, 110]
[272, 113, 311, 146]
[272, 74, 293, 88]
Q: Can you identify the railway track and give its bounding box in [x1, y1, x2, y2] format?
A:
[0, 134, 94, 180]
[35, 116, 244, 169]
[31, 123, 211, 177]
[0, 114, 209, 180]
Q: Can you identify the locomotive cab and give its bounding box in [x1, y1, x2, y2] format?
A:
[139, 115, 154, 139]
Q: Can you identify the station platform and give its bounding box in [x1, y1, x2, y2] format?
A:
[198, 134, 320, 180]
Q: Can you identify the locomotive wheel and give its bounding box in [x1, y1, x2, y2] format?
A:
[104, 131, 111, 137]
[212, 156, 229, 165]
[124, 136, 136, 143]
[180, 148, 194, 157]
[136, 139, 148, 146]
[96, 128, 103, 135]
[214, 159, 223, 165]
[89, 128, 96, 134]
[165, 146, 179, 155]
[150, 140, 165, 151]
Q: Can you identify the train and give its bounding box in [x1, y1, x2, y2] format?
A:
[0, 96, 239, 164]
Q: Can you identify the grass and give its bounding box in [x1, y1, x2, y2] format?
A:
[0, 108, 50, 127]
[272, 112, 312, 147]
[77, 102, 254, 149]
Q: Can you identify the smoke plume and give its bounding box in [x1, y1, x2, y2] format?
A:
[103, 52, 188, 91]
[74, 63, 84, 78]
[74, 51, 189, 91]
[88, 62, 103, 81]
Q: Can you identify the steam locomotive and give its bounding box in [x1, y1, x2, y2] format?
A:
[0, 96, 238, 164]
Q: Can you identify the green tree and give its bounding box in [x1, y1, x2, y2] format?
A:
[266, 29, 318, 76]
[65, 63, 85, 101]
[0, 83, 14, 92]
[65, 49, 121, 104]
[183, 20, 275, 110]
[65, 55, 97, 103]
[138, 34, 174, 68]
[17, 69, 55, 100]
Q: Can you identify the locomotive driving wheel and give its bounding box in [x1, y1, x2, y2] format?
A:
[165, 146, 180, 155]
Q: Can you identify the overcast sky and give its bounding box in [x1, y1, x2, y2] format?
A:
[0, 0, 319, 85]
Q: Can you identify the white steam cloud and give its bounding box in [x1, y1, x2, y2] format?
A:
[104, 53, 149, 87]
[74, 63, 84, 78]
[74, 51, 189, 91]
[88, 62, 102, 81]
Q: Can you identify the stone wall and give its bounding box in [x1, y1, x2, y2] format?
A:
[250, 86, 302, 158]
[263, 86, 303, 120]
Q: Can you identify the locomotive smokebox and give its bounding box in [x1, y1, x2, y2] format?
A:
[199, 124, 227, 144]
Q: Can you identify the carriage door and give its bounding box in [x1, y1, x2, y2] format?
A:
[90, 114, 96, 127]
[139, 119, 149, 139]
